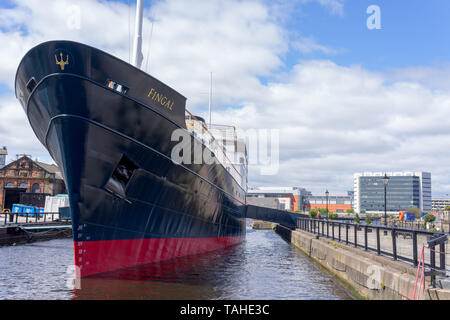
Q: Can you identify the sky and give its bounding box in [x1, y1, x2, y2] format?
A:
[1, 0, 450, 197]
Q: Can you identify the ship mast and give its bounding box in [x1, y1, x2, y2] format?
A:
[208, 72, 212, 128]
[132, 0, 144, 69]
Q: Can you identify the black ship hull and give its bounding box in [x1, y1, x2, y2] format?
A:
[15, 41, 246, 277]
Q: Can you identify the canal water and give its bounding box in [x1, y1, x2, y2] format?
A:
[0, 225, 352, 300]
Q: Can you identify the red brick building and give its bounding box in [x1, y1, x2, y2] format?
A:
[0, 156, 66, 211]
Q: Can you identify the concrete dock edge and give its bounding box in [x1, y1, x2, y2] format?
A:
[275, 224, 450, 300]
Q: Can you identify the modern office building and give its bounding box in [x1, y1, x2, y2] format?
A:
[304, 194, 353, 213]
[432, 198, 450, 212]
[246, 187, 311, 211]
[354, 172, 432, 213]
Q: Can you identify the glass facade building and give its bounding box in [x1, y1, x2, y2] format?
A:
[354, 172, 431, 213]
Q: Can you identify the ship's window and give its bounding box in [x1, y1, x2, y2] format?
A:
[26, 77, 37, 93]
[105, 154, 138, 198]
[106, 79, 129, 94]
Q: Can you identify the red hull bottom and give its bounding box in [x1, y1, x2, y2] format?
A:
[73, 236, 244, 277]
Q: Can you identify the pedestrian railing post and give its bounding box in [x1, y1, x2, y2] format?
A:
[439, 242, 445, 271]
[321, 220, 324, 236]
[26, 212, 29, 223]
[413, 231, 418, 266]
[392, 228, 397, 260]
[338, 222, 341, 242]
[346, 223, 349, 245]
[354, 224, 357, 248]
[332, 222, 335, 240]
[364, 225, 368, 251]
[326, 220, 329, 238]
[430, 244, 436, 288]
[376, 227, 381, 255]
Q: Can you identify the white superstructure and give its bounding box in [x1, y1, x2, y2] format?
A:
[185, 116, 248, 190]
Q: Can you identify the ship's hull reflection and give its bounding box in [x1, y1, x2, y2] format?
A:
[72, 242, 245, 299]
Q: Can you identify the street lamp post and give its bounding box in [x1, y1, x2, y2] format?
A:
[325, 190, 329, 220]
[381, 174, 390, 225]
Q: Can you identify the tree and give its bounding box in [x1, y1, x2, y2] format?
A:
[354, 213, 360, 224]
[346, 208, 354, 214]
[423, 214, 436, 224]
[365, 215, 372, 225]
[444, 205, 450, 212]
[407, 206, 421, 219]
[309, 209, 317, 218]
[328, 213, 338, 220]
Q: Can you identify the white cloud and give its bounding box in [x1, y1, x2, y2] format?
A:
[292, 36, 341, 55]
[1, 0, 450, 198]
[212, 60, 450, 195]
[300, 0, 344, 16]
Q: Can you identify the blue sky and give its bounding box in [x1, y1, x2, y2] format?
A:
[2, 0, 450, 94]
[283, 0, 450, 71]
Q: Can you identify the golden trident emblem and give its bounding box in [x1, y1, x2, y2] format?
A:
[55, 52, 69, 70]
